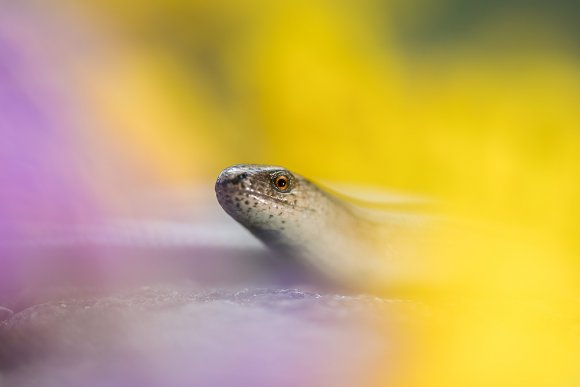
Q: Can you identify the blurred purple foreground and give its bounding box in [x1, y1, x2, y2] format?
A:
[0, 286, 419, 387]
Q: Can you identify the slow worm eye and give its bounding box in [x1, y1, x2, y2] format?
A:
[273, 174, 291, 192]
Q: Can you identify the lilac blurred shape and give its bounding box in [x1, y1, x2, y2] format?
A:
[0, 19, 101, 302]
[0, 287, 401, 387]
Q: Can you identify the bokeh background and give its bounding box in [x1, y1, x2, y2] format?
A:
[1, 1, 579, 386]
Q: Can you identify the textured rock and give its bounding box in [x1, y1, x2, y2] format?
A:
[0, 307, 13, 322]
[0, 285, 424, 387]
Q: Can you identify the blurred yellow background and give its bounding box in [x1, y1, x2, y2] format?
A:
[2, 0, 578, 386]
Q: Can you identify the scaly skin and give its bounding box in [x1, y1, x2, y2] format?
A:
[215, 164, 432, 291]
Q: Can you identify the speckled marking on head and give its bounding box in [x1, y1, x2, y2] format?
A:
[215, 164, 438, 290]
[215, 164, 330, 251]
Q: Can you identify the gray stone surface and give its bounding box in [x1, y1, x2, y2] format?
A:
[0, 285, 425, 387]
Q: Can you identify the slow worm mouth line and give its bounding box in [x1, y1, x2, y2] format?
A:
[246, 191, 293, 206]
[245, 190, 316, 213]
